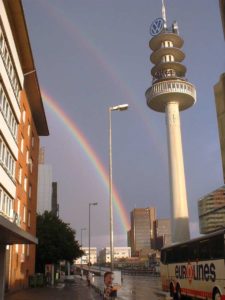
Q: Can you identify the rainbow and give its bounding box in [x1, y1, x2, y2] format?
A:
[41, 89, 130, 232]
[39, 0, 166, 163]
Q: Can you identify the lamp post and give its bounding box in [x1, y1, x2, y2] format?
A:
[88, 202, 98, 269]
[80, 228, 86, 267]
[109, 104, 129, 271]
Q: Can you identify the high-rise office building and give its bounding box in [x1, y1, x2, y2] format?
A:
[37, 148, 53, 214]
[153, 218, 171, 250]
[127, 229, 131, 247]
[145, 1, 196, 243]
[198, 185, 225, 234]
[51, 182, 58, 216]
[0, 0, 49, 295]
[130, 207, 156, 256]
[37, 163, 52, 214]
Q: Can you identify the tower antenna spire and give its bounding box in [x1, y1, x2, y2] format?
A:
[162, 0, 167, 28]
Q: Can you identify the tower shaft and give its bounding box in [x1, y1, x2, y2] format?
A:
[166, 102, 190, 242]
[146, 5, 196, 243]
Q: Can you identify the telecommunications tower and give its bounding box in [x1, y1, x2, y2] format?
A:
[145, 0, 196, 243]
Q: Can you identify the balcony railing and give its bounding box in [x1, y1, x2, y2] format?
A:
[149, 80, 196, 100]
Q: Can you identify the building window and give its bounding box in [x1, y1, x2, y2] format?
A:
[0, 85, 18, 139]
[28, 185, 32, 199]
[29, 158, 33, 173]
[0, 136, 16, 179]
[0, 27, 20, 100]
[21, 245, 25, 262]
[31, 134, 34, 148]
[0, 187, 13, 219]
[27, 244, 30, 257]
[17, 199, 20, 224]
[18, 166, 22, 184]
[23, 206, 26, 223]
[24, 176, 27, 192]
[26, 149, 29, 164]
[20, 136, 24, 153]
[28, 211, 31, 228]
[28, 123, 31, 136]
[22, 108, 26, 123]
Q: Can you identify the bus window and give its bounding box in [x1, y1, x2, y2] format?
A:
[161, 249, 166, 264]
[188, 242, 199, 261]
[167, 249, 174, 264]
[210, 235, 224, 259]
[179, 245, 188, 262]
[199, 240, 210, 261]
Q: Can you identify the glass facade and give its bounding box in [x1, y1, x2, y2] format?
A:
[130, 208, 156, 256]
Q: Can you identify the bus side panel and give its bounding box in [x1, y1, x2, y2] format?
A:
[167, 260, 225, 299]
[160, 262, 170, 293]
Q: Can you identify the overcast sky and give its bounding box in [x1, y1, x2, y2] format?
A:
[22, 0, 225, 249]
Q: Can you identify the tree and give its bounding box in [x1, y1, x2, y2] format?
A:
[35, 211, 83, 272]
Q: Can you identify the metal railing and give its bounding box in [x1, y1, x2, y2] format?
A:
[149, 80, 196, 100]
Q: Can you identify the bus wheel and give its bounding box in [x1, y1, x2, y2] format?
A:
[170, 283, 174, 298]
[213, 289, 221, 300]
[175, 285, 182, 300]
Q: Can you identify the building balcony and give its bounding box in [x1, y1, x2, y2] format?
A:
[146, 79, 196, 112]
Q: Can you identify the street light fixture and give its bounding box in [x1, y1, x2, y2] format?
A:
[109, 103, 129, 271]
[80, 228, 86, 267]
[88, 202, 98, 269]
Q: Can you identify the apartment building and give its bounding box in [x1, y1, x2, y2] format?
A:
[0, 0, 48, 296]
[198, 185, 225, 234]
[98, 247, 131, 264]
[74, 247, 97, 265]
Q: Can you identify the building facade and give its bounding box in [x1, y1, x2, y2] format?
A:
[74, 247, 97, 265]
[220, 0, 225, 39]
[198, 185, 225, 234]
[0, 0, 48, 295]
[215, 74, 225, 181]
[37, 149, 58, 215]
[130, 207, 156, 256]
[153, 218, 171, 250]
[37, 163, 52, 214]
[51, 182, 58, 216]
[98, 247, 131, 264]
[215, 1, 225, 181]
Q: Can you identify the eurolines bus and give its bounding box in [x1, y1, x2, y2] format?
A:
[160, 229, 225, 300]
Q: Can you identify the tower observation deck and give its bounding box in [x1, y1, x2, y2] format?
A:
[145, 1, 196, 243]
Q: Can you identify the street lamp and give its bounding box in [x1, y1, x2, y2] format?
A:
[109, 104, 129, 271]
[88, 202, 98, 269]
[80, 228, 86, 267]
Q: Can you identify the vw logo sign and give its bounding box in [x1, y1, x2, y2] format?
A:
[150, 18, 164, 36]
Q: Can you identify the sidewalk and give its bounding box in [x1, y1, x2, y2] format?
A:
[5, 276, 100, 300]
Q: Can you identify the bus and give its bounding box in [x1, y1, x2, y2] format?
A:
[160, 229, 225, 300]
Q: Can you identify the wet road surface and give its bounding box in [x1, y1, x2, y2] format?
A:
[5, 276, 99, 300]
[5, 275, 164, 300]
